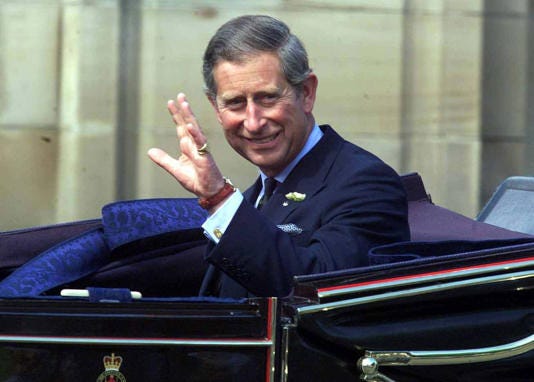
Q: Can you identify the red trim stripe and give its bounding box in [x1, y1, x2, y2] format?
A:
[264, 297, 274, 382]
[318, 256, 534, 294]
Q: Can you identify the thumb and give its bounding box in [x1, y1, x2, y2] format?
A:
[147, 148, 175, 172]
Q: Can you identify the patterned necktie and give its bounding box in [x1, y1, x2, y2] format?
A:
[258, 177, 279, 210]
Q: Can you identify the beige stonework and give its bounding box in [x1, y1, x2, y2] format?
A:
[0, 2, 60, 126]
[401, 0, 483, 217]
[1, 0, 531, 230]
[0, 1, 61, 230]
[0, 129, 59, 229]
[481, 1, 532, 206]
[56, 1, 119, 222]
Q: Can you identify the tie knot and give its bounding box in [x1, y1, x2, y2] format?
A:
[258, 177, 279, 210]
[263, 177, 278, 199]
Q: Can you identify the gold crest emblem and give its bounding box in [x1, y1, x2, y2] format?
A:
[96, 353, 127, 382]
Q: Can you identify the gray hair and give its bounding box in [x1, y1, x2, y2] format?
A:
[202, 15, 312, 98]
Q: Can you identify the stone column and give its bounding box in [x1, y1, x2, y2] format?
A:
[56, 0, 119, 222]
[481, 0, 533, 205]
[401, 0, 483, 216]
[0, 1, 61, 229]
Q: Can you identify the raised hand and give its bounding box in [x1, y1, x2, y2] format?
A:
[148, 93, 225, 199]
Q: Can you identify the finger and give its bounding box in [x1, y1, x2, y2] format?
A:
[168, 99, 186, 127]
[168, 99, 194, 147]
[167, 94, 207, 157]
[186, 123, 208, 148]
[178, 129, 199, 159]
[167, 99, 179, 116]
[179, 100, 200, 128]
[168, 94, 201, 136]
[176, 122, 189, 141]
[176, 92, 187, 104]
[148, 147, 196, 191]
[147, 148, 176, 172]
[176, 93, 193, 126]
[176, 93, 202, 130]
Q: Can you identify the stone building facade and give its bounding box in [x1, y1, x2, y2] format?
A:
[1, 0, 533, 230]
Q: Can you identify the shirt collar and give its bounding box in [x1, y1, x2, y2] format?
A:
[260, 123, 324, 185]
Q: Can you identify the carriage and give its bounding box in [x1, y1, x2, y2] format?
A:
[0, 173, 532, 381]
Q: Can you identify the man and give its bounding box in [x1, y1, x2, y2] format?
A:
[148, 15, 410, 298]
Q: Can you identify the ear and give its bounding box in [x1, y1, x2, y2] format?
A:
[207, 94, 223, 125]
[301, 73, 318, 113]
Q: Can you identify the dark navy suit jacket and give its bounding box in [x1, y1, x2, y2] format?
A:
[199, 125, 410, 298]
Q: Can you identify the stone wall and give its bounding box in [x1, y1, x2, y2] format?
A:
[0, 0, 531, 230]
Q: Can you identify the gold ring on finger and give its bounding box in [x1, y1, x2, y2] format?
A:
[197, 142, 209, 155]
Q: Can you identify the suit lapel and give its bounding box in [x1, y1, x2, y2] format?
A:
[251, 125, 345, 222]
[244, 176, 263, 205]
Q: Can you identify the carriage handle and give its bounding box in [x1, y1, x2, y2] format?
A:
[358, 333, 534, 381]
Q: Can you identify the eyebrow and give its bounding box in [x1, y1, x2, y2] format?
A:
[217, 86, 283, 101]
[218, 87, 283, 103]
[218, 93, 244, 103]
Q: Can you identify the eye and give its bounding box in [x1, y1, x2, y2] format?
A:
[222, 97, 245, 111]
[257, 93, 280, 107]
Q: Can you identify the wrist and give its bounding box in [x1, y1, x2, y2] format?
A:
[198, 178, 236, 210]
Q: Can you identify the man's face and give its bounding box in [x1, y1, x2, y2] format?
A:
[210, 52, 317, 177]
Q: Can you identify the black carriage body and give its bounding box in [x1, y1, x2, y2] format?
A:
[0, 248, 532, 381]
[284, 246, 534, 381]
[0, 297, 276, 381]
[0, 173, 533, 381]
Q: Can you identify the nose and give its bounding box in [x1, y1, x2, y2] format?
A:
[244, 101, 265, 132]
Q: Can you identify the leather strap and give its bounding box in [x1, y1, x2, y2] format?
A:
[198, 179, 236, 210]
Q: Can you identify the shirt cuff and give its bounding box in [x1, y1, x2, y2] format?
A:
[202, 189, 244, 243]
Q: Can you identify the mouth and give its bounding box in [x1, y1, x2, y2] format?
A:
[245, 132, 280, 145]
